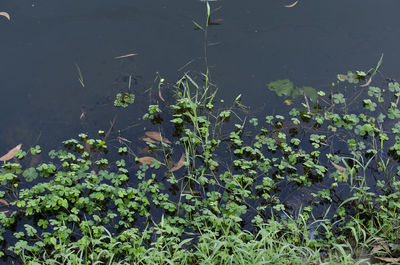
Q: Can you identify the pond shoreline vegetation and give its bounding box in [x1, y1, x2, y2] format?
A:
[2, 2, 400, 264]
[0, 65, 400, 264]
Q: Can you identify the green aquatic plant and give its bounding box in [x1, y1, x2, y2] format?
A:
[1, 66, 400, 264]
[267, 79, 318, 102]
[114, 92, 135, 107]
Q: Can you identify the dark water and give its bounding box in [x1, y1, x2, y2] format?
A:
[1, 0, 400, 262]
[1, 0, 400, 151]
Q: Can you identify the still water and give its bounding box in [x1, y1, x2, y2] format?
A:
[1, 0, 400, 151]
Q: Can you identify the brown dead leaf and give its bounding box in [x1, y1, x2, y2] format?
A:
[145, 131, 172, 144]
[361, 77, 372, 87]
[374, 256, 400, 263]
[138, 156, 159, 165]
[158, 89, 165, 102]
[29, 154, 41, 168]
[285, 0, 298, 7]
[114, 53, 137, 59]
[0, 12, 10, 21]
[372, 241, 391, 254]
[330, 161, 346, 172]
[117, 136, 132, 143]
[0, 144, 22, 162]
[0, 199, 9, 206]
[141, 137, 157, 144]
[169, 153, 186, 172]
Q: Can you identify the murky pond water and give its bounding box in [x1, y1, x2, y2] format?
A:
[1, 0, 400, 262]
[1, 0, 400, 151]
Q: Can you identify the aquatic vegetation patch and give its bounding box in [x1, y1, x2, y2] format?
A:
[0, 69, 400, 264]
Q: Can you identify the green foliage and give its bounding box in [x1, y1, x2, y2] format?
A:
[2, 69, 400, 264]
[114, 92, 135, 107]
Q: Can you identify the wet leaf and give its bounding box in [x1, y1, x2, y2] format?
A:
[267, 79, 294, 97]
[0, 12, 10, 21]
[284, 99, 292, 106]
[0, 199, 9, 206]
[114, 53, 137, 59]
[337, 74, 347, 82]
[330, 161, 346, 172]
[117, 136, 131, 143]
[372, 240, 391, 254]
[301, 86, 318, 102]
[145, 131, 172, 144]
[285, 0, 298, 7]
[141, 137, 157, 144]
[361, 77, 372, 87]
[169, 153, 186, 172]
[374, 256, 400, 263]
[0, 144, 22, 162]
[138, 156, 158, 165]
[158, 89, 165, 102]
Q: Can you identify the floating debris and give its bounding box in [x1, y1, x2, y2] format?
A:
[0, 144, 22, 162]
[114, 53, 137, 59]
[0, 12, 10, 21]
[145, 131, 172, 144]
[169, 153, 186, 172]
[138, 156, 158, 165]
[285, 0, 298, 7]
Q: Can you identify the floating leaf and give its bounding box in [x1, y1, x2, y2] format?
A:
[360, 77, 372, 87]
[330, 161, 348, 181]
[285, 0, 298, 7]
[141, 137, 157, 144]
[117, 136, 132, 143]
[330, 161, 346, 172]
[284, 99, 292, 106]
[145, 131, 172, 144]
[301, 86, 318, 102]
[138, 156, 158, 165]
[0, 12, 10, 21]
[267, 79, 294, 97]
[0, 199, 9, 206]
[114, 53, 137, 59]
[169, 153, 186, 172]
[0, 144, 22, 162]
[158, 89, 165, 102]
[337, 74, 347, 82]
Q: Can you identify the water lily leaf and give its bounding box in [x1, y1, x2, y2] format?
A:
[0, 144, 22, 162]
[138, 156, 158, 165]
[169, 153, 186, 172]
[285, 0, 298, 7]
[145, 131, 171, 144]
[0, 12, 10, 21]
[267, 79, 293, 97]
